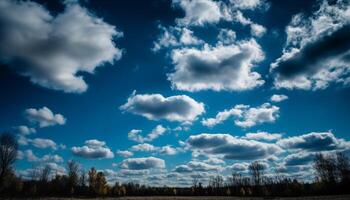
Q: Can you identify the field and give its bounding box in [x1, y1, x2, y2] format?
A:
[9, 196, 350, 200]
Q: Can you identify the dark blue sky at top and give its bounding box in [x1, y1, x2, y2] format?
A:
[0, 0, 349, 182]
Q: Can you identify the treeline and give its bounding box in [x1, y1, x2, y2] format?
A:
[1, 132, 350, 197]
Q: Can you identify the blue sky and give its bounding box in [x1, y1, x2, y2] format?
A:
[0, 0, 350, 186]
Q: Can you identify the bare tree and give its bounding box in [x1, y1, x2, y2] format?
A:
[40, 165, 51, 182]
[0, 133, 18, 182]
[67, 160, 79, 194]
[336, 152, 350, 183]
[249, 161, 265, 186]
[314, 153, 337, 183]
[79, 169, 87, 187]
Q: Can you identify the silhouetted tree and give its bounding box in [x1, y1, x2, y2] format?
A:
[0, 132, 18, 193]
[249, 161, 265, 186]
[67, 160, 79, 195]
[314, 153, 337, 184]
[336, 152, 350, 183]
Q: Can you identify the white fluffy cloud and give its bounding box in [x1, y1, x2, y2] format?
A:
[270, 94, 288, 102]
[243, 131, 282, 141]
[24, 107, 66, 127]
[173, 161, 222, 173]
[19, 149, 63, 163]
[130, 143, 180, 156]
[71, 139, 114, 159]
[229, 162, 249, 171]
[186, 133, 282, 160]
[120, 92, 205, 123]
[0, 0, 123, 93]
[172, 0, 226, 26]
[202, 103, 279, 128]
[116, 150, 134, 158]
[172, 0, 267, 34]
[168, 39, 265, 92]
[119, 157, 166, 170]
[31, 138, 58, 150]
[14, 125, 36, 135]
[217, 29, 236, 45]
[283, 152, 316, 166]
[128, 125, 167, 143]
[277, 131, 350, 151]
[130, 143, 157, 152]
[271, 0, 350, 90]
[229, 0, 268, 10]
[153, 26, 203, 51]
[17, 135, 65, 150]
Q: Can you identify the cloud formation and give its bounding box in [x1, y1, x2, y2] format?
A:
[243, 131, 282, 141]
[186, 133, 282, 160]
[271, 0, 350, 90]
[119, 157, 166, 170]
[71, 139, 114, 159]
[0, 0, 123, 93]
[116, 150, 134, 158]
[168, 40, 264, 92]
[270, 94, 288, 102]
[24, 107, 66, 128]
[152, 26, 203, 51]
[173, 161, 222, 173]
[120, 92, 205, 123]
[14, 125, 36, 135]
[172, 0, 267, 36]
[31, 138, 59, 150]
[277, 131, 350, 151]
[128, 125, 167, 143]
[130, 143, 180, 156]
[18, 149, 63, 163]
[202, 103, 279, 128]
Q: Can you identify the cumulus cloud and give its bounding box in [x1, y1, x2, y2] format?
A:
[130, 143, 157, 152]
[158, 145, 178, 155]
[172, 0, 267, 35]
[14, 125, 36, 135]
[31, 138, 58, 150]
[186, 133, 282, 160]
[19, 149, 64, 163]
[18, 135, 65, 150]
[173, 161, 222, 173]
[172, 0, 226, 26]
[217, 29, 236, 45]
[24, 107, 66, 127]
[130, 143, 180, 155]
[277, 131, 350, 151]
[120, 92, 205, 123]
[271, 0, 350, 90]
[229, 0, 268, 10]
[71, 139, 114, 159]
[119, 157, 166, 170]
[201, 105, 243, 127]
[153, 25, 203, 51]
[168, 39, 265, 92]
[116, 150, 133, 158]
[202, 103, 279, 128]
[270, 94, 288, 102]
[283, 152, 316, 166]
[229, 162, 249, 171]
[128, 125, 167, 143]
[243, 131, 282, 141]
[0, 0, 123, 93]
[234, 103, 279, 128]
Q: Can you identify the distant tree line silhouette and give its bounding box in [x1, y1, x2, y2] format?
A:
[1, 132, 350, 197]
